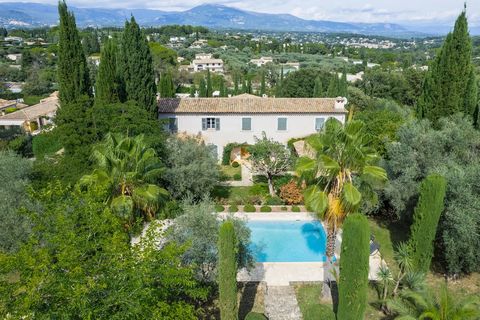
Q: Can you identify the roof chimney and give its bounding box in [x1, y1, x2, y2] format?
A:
[334, 97, 348, 110]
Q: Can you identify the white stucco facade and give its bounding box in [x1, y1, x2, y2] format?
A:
[159, 112, 346, 159]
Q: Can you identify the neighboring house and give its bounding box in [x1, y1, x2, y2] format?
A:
[250, 56, 274, 67]
[189, 39, 208, 49]
[158, 93, 348, 160]
[0, 92, 58, 134]
[192, 54, 224, 73]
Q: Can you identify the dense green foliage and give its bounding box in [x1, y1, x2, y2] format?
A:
[119, 17, 157, 117]
[80, 134, 168, 223]
[159, 71, 175, 98]
[280, 69, 334, 97]
[0, 186, 207, 319]
[218, 221, 238, 320]
[0, 151, 34, 252]
[163, 136, 220, 200]
[388, 284, 480, 319]
[417, 11, 478, 124]
[32, 131, 62, 159]
[57, 1, 91, 104]
[408, 174, 447, 274]
[168, 200, 252, 282]
[385, 115, 480, 274]
[95, 39, 120, 104]
[337, 213, 370, 320]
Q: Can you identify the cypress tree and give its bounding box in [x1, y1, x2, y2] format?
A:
[57, 1, 91, 104]
[119, 16, 157, 117]
[199, 78, 207, 97]
[326, 74, 339, 97]
[260, 72, 266, 96]
[190, 83, 197, 97]
[234, 75, 239, 95]
[417, 10, 477, 124]
[337, 213, 370, 320]
[95, 39, 120, 104]
[339, 68, 348, 97]
[159, 72, 175, 98]
[206, 70, 213, 97]
[246, 78, 252, 94]
[313, 76, 323, 97]
[219, 78, 226, 97]
[218, 221, 238, 320]
[408, 174, 447, 274]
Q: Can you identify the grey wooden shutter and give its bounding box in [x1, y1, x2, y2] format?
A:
[215, 118, 220, 131]
[202, 118, 207, 130]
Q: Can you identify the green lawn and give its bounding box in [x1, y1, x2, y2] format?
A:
[295, 284, 335, 320]
[220, 165, 241, 181]
[211, 184, 269, 205]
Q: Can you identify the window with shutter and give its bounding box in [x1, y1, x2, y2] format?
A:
[242, 117, 251, 131]
[203, 118, 219, 130]
[277, 117, 287, 131]
[315, 118, 325, 131]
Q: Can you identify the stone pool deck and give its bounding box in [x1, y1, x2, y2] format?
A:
[232, 211, 385, 285]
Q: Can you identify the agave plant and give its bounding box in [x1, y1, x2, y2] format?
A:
[80, 133, 168, 223]
[387, 283, 480, 320]
[296, 118, 387, 258]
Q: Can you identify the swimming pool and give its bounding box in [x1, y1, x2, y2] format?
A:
[248, 220, 328, 262]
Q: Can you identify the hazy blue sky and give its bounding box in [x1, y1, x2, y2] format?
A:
[1, 0, 479, 25]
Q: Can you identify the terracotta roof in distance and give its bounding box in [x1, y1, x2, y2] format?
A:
[158, 95, 348, 114]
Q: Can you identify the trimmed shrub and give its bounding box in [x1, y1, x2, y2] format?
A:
[231, 161, 240, 168]
[228, 205, 238, 213]
[4, 107, 18, 114]
[243, 204, 256, 212]
[245, 312, 268, 320]
[281, 206, 288, 211]
[233, 173, 242, 181]
[215, 204, 225, 213]
[279, 180, 303, 205]
[260, 205, 272, 213]
[337, 213, 370, 320]
[264, 196, 283, 206]
[408, 174, 447, 273]
[217, 221, 238, 320]
[292, 206, 301, 212]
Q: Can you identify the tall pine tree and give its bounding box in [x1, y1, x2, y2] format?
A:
[57, 1, 91, 104]
[199, 78, 207, 97]
[260, 72, 266, 96]
[95, 39, 120, 104]
[119, 17, 157, 117]
[417, 9, 478, 124]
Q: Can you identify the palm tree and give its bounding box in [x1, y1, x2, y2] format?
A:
[296, 118, 387, 258]
[393, 242, 414, 296]
[387, 284, 480, 319]
[377, 264, 394, 310]
[80, 133, 168, 223]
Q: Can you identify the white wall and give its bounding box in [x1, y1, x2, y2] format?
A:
[159, 113, 346, 159]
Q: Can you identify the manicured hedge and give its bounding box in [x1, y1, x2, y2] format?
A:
[408, 174, 447, 273]
[215, 204, 225, 213]
[217, 221, 238, 320]
[260, 205, 272, 213]
[231, 161, 240, 168]
[337, 213, 370, 320]
[228, 205, 238, 213]
[243, 204, 256, 212]
[233, 173, 242, 181]
[292, 206, 301, 212]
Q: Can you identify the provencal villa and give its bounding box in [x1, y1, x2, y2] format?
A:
[158, 93, 348, 160]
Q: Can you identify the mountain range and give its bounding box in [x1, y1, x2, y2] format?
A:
[0, 2, 476, 37]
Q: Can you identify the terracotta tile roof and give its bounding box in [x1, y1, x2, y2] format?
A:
[158, 96, 347, 114]
[0, 92, 58, 121]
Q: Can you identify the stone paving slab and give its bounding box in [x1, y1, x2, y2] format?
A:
[265, 285, 302, 320]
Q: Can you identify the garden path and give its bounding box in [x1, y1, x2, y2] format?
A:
[265, 285, 302, 320]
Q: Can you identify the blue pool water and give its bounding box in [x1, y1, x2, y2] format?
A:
[248, 220, 328, 262]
